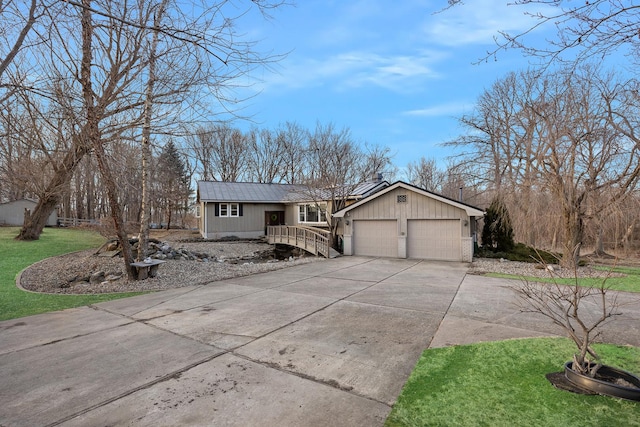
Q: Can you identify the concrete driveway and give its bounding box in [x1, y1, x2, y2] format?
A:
[1, 257, 638, 426]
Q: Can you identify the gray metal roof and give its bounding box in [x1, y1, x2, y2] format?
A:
[197, 180, 389, 203]
[197, 181, 301, 202]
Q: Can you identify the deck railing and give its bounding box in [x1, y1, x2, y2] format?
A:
[266, 225, 331, 258]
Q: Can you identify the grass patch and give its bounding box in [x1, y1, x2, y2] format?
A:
[485, 269, 640, 293]
[0, 227, 145, 321]
[386, 338, 640, 427]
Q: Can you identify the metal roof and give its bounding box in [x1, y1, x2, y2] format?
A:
[197, 180, 389, 203]
[197, 181, 302, 202]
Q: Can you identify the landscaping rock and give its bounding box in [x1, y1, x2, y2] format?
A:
[90, 271, 106, 284]
[20, 240, 317, 295]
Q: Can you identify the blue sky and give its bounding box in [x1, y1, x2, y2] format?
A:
[230, 1, 559, 170]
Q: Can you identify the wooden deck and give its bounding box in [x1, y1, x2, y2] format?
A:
[266, 225, 336, 258]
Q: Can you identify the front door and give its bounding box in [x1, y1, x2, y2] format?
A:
[266, 211, 285, 226]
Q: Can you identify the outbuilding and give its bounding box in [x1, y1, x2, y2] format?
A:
[0, 199, 58, 227]
[333, 181, 484, 262]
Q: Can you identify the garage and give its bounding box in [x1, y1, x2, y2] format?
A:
[353, 220, 398, 257]
[335, 181, 484, 262]
[407, 219, 461, 260]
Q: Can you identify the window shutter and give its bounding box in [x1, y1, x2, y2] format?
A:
[214, 203, 219, 216]
[239, 203, 243, 216]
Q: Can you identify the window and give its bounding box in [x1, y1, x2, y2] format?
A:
[298, 203, 327, 223]
[397, 194, 407, 203]
[218, 203, 240, 217]
[195, 204, 201, 218]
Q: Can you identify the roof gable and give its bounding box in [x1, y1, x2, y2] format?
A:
[332, 181, 485, 217]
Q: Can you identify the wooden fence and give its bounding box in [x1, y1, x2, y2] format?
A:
[57, 218, 96, 227]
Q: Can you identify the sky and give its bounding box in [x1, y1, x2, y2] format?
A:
[226, 1, 573, 171]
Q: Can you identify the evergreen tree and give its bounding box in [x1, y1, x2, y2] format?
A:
[482, 195, 515, 252]
[157, 140, 191, 228]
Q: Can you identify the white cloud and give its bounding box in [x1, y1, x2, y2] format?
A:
[403, 101, 472, 117]
[425, 0, 554, 47]
[263, 49, 447, 93]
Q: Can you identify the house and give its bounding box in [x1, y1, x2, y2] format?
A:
[0, 199, 58, 227]
[196, 180, 389, 239]
[332, 181, 484, 262]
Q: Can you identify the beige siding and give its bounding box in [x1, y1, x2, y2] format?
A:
[345, 188, 468, 237]
[348, 188, 464, 220]
[342, 187, 474, 261]
[284, 205, 296, 226]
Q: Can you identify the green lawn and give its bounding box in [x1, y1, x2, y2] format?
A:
[386, 338, 640, 427]
[0, 227, 144, 321]
[486, 266, 640, 293]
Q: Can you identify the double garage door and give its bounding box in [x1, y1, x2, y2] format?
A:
[353, 219, 461, 261]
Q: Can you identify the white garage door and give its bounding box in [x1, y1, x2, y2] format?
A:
[353, 220, 398, 257]
[407, 219, 461, 261]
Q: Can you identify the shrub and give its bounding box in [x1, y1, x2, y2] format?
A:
[476, 243, 559, 264]
[481, 195, 514, 252]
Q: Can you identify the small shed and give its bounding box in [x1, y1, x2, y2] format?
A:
[0, 199, 58, 227]
[333, 181, 484, 262]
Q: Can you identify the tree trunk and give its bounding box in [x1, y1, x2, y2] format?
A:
[621, 223, 635, 255]
[94, 141, 137, 279]
[561, 205, 583, 269]
[16, 142, 90, 240]
[593, 225, 607, 256]
[79, 0, 135, 279]
[137, 0, 167, 261]
[166, 206, 172, 230]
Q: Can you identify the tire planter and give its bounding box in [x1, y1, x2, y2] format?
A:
[564, 361, 640, 401]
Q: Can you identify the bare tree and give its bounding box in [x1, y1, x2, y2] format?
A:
[449, 1, 640, 67]
[0, 0, 42, 86]
[138, 0, 168, 261]
[405, 157, 445, 192]
[15, 0, 152, 242]
[305, 122, 366, 246]
[210, 125, 248, 181]
[514, 268, 622, 376]
[278, 121, 307, 184]
[450, 66, 640, 268]
[360, 143, 396, 182]
[9, 0, 288, 242]
[246, 127, 284, 183]
[188, 126, 218, 182]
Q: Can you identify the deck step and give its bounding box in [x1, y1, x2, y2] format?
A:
[328, 248, 341, 259]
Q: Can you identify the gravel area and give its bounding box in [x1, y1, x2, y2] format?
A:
[19, 240, 321, 295]
[469, 258, 624, 279]
[19, 237, 625, 295]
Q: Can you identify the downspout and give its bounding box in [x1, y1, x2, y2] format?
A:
[203, 201, 208, 239]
